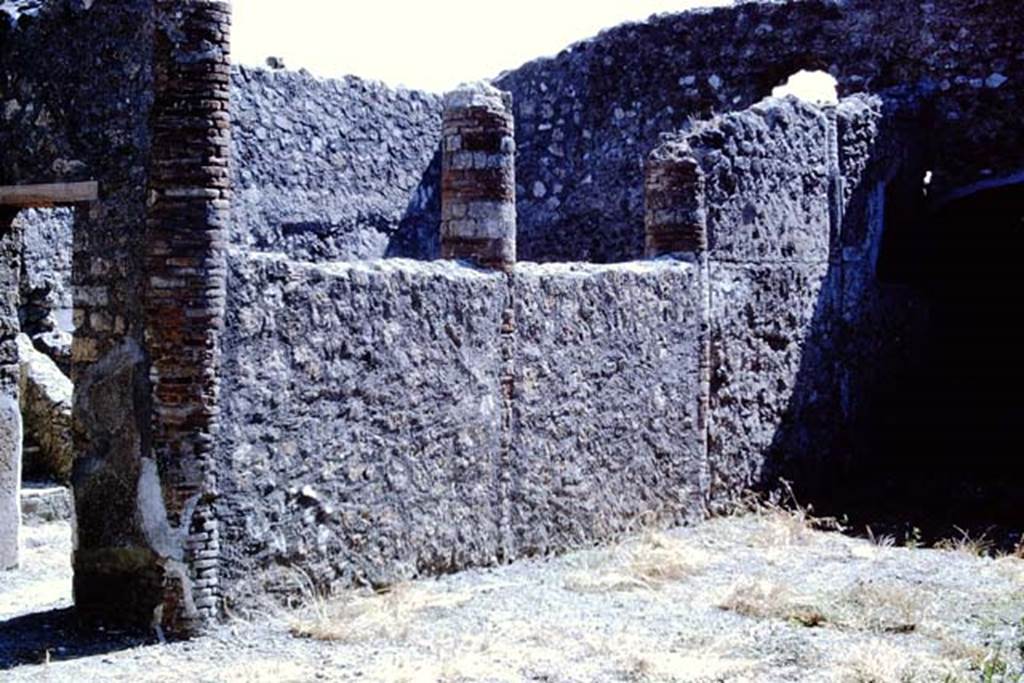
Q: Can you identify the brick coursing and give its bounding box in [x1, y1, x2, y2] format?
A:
[440, 85, 517, 270]
[145, 0, 231, 632]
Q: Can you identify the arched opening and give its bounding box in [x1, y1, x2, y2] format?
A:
[771, 69, 838, 105]
[865, 181, 1024, 537]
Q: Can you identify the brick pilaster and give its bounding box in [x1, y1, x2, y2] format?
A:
[146, 0, 231, 633]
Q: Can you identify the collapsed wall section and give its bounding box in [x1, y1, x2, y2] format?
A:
[230, 68, 442, 262]
[216, 253, 707, 602]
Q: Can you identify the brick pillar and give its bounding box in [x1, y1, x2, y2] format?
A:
[0, 210, 21, 571]
[644, 142, 707, 258]
[144, 0, 231, 633]
[441, 83, 516, 270]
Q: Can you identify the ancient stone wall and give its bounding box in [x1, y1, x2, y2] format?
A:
[508, 261, 706, 557]
[648, 97, 833, 503]
[216, 252, 706, 602]
[230, 67, 442, 261]
[217, 253, 507, 597]
[220, 1, 1023, 266]
[0, 212, 23, 570]
[645, 91, 943, 502]
[830, 94, 931, 493]
[493, 0, 1022, 263]
[1, 0, 1021, 633]
[0, 0, 159, 618]
[1, 0, 234, 634]
[17, 208, 74, 336]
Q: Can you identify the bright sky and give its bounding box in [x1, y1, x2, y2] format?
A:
[232, 0, 731, 93]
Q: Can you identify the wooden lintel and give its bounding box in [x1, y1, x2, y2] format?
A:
[0, 181, 99, 208]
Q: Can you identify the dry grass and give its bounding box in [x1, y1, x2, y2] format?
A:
[836, 639, 961, 683]
[289, 581, 473, 643]
[719, 575, 931, 637]
[726, 482, 844, 548]
[564, 530, 709, 594]
[832, 579, 928, 634]
[621, 651, 756, 682]
[936, 527, 995, 557]
[866, 526, 897, 548]
[718, 578, 828, 627]
[934, 629, 993, 669]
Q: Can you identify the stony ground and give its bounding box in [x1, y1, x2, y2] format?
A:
[2, 510, 1022, 682]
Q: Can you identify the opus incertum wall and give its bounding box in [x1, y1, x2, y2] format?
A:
[1, 0, 1021, 637]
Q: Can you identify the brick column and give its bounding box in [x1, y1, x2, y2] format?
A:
[441, 83, 516, 270]
[144, 0, 231, 633]
[644, 141, 707, 258]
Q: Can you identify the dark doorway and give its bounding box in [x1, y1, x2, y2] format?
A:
[858, 182, 1024, 544]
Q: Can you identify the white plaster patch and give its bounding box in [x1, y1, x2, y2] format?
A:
[136, 457, 186, 562]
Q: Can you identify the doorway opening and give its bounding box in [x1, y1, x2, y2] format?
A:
[862, 181, 1024, 544]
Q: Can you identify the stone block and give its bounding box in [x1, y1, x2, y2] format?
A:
[0, 392, 22, 570]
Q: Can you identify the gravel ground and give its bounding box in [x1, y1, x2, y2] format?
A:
[1, 511, 1022, 682]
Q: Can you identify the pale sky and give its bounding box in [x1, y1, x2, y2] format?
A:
[232, 0, 731, 93]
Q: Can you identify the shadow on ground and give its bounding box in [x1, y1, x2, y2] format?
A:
[0, 607, 155, 670]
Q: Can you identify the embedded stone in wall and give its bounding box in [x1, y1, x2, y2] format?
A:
[0, 392, 20, 570]
[441, 82, 516, 270]
[17, 207, 73, 342]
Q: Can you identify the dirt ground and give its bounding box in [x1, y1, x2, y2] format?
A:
[1, 510, 1022, 682]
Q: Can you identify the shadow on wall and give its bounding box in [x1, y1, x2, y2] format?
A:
[761, 94, 1024, 546]
[827, 182, 1024, 542]
[387, 146, 442, 260]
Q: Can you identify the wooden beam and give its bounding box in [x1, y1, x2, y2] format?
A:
[0, 181, 99, 208]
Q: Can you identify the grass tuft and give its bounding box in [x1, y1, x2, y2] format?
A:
[718, 578, 828, 627]
[289, 582, 473, 643]
[936, 527, 995, 558]
[564, 530, 708, 594]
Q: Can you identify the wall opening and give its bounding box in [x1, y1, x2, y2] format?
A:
[3, 206, 75, 621]
[863, 181, 1024, 541]
[771, 70, 838, 105]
